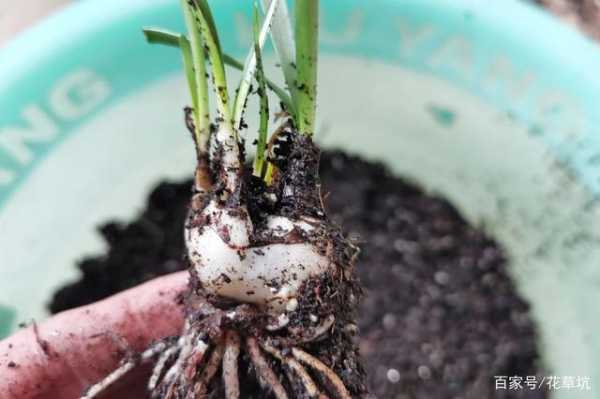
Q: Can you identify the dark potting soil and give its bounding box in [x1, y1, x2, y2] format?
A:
[49, 151, 547, 398]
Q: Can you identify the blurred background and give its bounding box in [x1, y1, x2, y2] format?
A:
[0, 0, 70, 45]
[2, 0, 600, 45]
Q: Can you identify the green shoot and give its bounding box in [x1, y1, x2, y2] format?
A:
[143, 0, 321, 187]
[223, 54, 295, 116]
[295, 0, 319, 136]
[232, 0, 280, 130]
[190, 0, 232, 127]
[143, 29, 200, 139]
[143, 28, 207, 154]
[252, 4, 270, 178]
[143, 27, 180, 46]
[260, 0, 297, 108]
[182, 0, 210, 152]
[192, 0, 222, 54]
[178, 35, 198, 121]
[142, 28, 295, 116]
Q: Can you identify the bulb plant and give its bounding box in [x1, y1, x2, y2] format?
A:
[82, 1, 367, 398]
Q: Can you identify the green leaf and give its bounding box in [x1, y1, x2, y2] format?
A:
[182, 0, 210, 151]
[260, 0, 297, 115]
[143, 26, 209, 152]
[142, 29, 198, 128]
[178, 35, 198, 117]
[189, 0, 232, 125]
[252, 3, 270, 178]
[295, 0, 319, 136]
[142, 29, 295, 119]
[223, 54, 294, 115]
[191, 0, 222, 54]
[143, 27, 180, 46]
[232, 0, 280, 130]
[142, 29, 294, 116]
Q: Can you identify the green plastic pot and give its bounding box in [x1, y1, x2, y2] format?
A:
[1, 1, 600, 397]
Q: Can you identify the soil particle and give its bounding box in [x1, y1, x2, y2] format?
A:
[50, 151, 547, 398]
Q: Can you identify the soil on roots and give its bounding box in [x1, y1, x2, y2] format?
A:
[50, 151, 547, 398]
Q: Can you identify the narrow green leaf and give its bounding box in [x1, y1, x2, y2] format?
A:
[224, 54, 294, 115]
[233, 0, 280, 130]
[182, 0, 210, 151]
[260, 0, 297, 114]
[191, 0, 221, 53]
[178, 35, 198, 116]
[143, 27, 180, 46]
[143, 26, 209, 152]
[143, 28, 198, 127]
[252, 4, 270, 178]
[142, 29, 294, 114]
[295, 0, 319, 136]
[189, 0, 232, 125]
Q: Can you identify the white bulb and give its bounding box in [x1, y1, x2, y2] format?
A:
[186, 200, 332, 315]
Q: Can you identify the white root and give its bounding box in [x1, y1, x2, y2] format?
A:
[292, 314, 335, 343]
[162, 326, 196, 385]
[191, 338, 225, 397]
[148, 345, 180, 391]
[82, 312, 352, 399]
[81, 362, 136, 398]
[261, 342, 323, 398]
[182, 337, 209, 382]
[266, 313, 291, 331]
[222, 331, 241, 399]
[81, 341, 168, 399]
[292, 348, 351, 399]
[147, 327, 209, 397]
[246, 337, 289, 399]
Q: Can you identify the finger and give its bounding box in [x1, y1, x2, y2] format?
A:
[0, 271, 188, 399]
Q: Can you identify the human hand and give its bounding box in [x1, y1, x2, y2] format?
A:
[0, 272, 187, 399]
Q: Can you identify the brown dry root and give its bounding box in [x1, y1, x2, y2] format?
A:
[82, 124, 368, 398]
